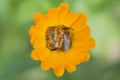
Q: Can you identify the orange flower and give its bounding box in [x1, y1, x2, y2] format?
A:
[29, 3, 95, 77]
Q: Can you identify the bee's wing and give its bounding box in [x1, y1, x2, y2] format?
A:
[64, 35, 71, 51]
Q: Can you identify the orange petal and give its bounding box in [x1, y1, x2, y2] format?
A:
[53, 66, 64, 77]
[33, 12, 43, 23]
[71, 13, 87, 30]
[58, 3, 69, 10]
[45, 53, 58, 68]
[57, 53, 67, 66]
[29, 26, 46, 46]
[81, 52, 91, 62]
[31, 48, 50, 61]
[73, 27, 91, 41]
[66, 41, 91, 65]
[72, 41, 89, 52]
[37, 48, 51, 61]
[57, 3, 69, 24]
[66, 63, 76, 73]
[35, 15, 51, 32]
[66, 50, 81, 65]
[47, 8, 58, 25]
[29, 25, 44, 36]
[31, 49, 39, 60]
[30, 37, 46, 49]
[40, 61, 50, 70]
[63, 12, 79, 27]
[88, 38, 95, 49]
[29, 25, 46, 49]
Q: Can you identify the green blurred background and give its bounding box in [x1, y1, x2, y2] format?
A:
[0, 0, 120, 80]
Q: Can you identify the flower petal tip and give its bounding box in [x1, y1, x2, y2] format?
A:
[53, 66, 64, 77]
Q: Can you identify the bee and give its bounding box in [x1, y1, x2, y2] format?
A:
[63, 27, 73, 51]
[46, 26, 73, 51]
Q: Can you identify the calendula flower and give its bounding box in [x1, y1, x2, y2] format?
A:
[29, 3, 95, 77]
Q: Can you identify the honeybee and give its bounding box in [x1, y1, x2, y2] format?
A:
[46, 26, 73, 51]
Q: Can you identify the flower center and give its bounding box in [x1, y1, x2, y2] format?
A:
[46, 25, 73, 52]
